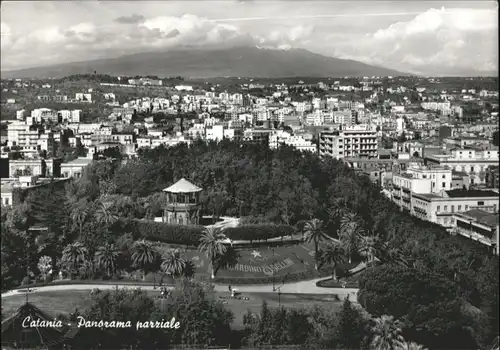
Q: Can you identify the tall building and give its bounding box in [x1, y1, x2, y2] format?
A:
[319, 126, 378, 159]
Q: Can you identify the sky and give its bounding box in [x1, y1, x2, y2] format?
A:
[1, 0, 498, 76]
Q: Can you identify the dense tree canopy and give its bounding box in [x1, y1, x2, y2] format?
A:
[359, 265, 486, 349]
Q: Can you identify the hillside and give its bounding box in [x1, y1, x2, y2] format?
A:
[1, 46, 410, 79]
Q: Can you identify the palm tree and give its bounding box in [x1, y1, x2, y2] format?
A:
[316, 242, 345, 281]
[359, 235, 378, 267]
[377, 242, 407, 267]
[95, 243, 120, 277]
[327, 198, 346, 232]
[398, 341, 427, 350]
[71, 204, 89, 238]
[94, 200, 118, 227]
[303, 218, 332, 270]
[131, 240, 160, 281]
[339, 211, 364, 263]
[161, 249, 187, 278]
[370, 315, 405, 350]
[198, 227, 227, 279]
[61, 242, 88, 275]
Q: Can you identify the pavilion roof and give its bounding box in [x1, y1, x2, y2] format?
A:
[163, 178, 202, 193]
[1, 302, 79, 348]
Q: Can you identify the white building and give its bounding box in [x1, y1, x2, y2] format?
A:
[16, 110, 25, 120]
[426, 149, 499, 185]
[319, 125, 378, 159]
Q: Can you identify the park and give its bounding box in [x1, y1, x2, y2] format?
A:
[2, 143, 498, 350]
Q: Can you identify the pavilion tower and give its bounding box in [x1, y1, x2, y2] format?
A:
[162, 178, 202, 225]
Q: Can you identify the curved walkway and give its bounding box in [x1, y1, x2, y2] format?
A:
[1, 278, 359, 302]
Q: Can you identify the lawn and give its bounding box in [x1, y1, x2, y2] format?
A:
[1, 290, 342, 330]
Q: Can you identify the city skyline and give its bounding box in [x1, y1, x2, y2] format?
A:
[1, 0, 498, 76]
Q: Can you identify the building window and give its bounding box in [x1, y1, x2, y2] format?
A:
[442, 175, 445, 179]
[465, 205, 469, 210]
[5, 198, 9, 205]
[437, 205, 440, 212]
[442, 182, 445, 188]
[458, 205, 462, 211]
[478, 201, 484, 206]
[451, 205, 454, 212]
[444, 205, 448, 211]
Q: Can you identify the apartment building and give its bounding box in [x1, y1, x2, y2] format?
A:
[16, 110, 25, 120]
[60, 157, 93, 179]
[8, 158, 62, 178]
[205, 125, 243, 142]
[31, 108, 59, 123]
[392, 165, 452, 196]
[269, 131, 316, 152]
[319, 126, 378, 159]
[333, 110, 356, 125]
[407, 189, 499, 229]
[243, 129, 273, 145]
[425, 148, 499, 184]
[58, 110, 82, 123]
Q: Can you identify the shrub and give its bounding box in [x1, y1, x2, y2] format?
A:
[21, 277, 31, 286]
[224, 224, 295, 241]
[112, 218, 204, 246]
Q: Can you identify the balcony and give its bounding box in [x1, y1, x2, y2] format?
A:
[165, 203, 200, 211]
[452, 226, 494, 246]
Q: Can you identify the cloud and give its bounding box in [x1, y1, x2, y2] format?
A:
[256, 24, 315, 48]
[115, 14, 145, 24]
[1, 6, 498, 76]
[1, 14, 261, 69]
[333, 7, 498, 75]
[1, 22, 13, 49]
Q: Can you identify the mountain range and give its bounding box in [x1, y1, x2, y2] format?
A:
[1, 46, 411, 79]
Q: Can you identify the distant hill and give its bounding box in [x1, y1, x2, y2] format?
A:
[1, 46, 411, 79]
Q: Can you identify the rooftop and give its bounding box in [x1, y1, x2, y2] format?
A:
[62, 157, 93, 166]
[446, 189, 499, 198]
[455, 209, 499, 228]
[163, 178, 202, 193]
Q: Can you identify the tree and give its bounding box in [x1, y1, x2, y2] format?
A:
[339, 211, 364, 263]
[398, 341, 427, 350]
[94, 200, 118, 227]
[95, 243, 119, 277]
[316, 242, 345, 281]
[160, 248, 187, 278]
[151, 279, 233, 347]
[71, 200, 91, 239]
[61, 242, 88, 276]
[359, 235, 378, 266]
[336, 297, 367, 349]
[303, 218, 332, 270]
[131, 240, 160, 281]
[198, 227, 227, 279]
[370, 315, 405, 350]
[82, 288, 159, 349]
[359, 265, 477, 349]
[37, 255, 52, 281]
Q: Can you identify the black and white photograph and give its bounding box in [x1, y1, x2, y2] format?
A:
[0, 1, 498, 349]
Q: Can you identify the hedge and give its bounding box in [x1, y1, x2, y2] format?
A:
[316, 278, 360, 289]
[113, 218, 204, 245]
[112, 220, 298, 246]
[210, 269, 332, 285]
[224, 224, 295, 241]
